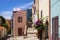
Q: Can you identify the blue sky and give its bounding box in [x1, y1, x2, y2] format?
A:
[0, 0, 34, 19]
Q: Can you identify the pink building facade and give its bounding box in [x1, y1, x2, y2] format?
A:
[13, 10, 27, 36]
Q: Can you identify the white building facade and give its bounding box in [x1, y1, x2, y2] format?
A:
[32, 0, 50, 23]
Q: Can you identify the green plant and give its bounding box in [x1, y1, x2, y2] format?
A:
[35, 20, 45, 30]
[35, 16, 48, 40]
[0, 16, 6, 25]
[2, 23, 8, 30]
[0, 16, 8, 30]
[35, 19, 45, 40]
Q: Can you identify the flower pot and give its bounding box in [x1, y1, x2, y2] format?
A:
[37, 30, 40, 38]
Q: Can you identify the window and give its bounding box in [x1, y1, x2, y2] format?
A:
[18, 17, 22, 23]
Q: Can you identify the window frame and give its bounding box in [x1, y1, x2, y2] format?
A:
[18, 17, 22, 23]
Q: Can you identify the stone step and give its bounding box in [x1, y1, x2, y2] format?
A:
[27, 34, 37, 37]
[7, 28, 39, 40]
[7, 36, 39, 40]
[27, 28, 38, 34]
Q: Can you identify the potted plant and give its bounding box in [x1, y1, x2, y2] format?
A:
[35, 19, 45, 40]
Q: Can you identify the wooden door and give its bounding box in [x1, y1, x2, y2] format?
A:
[52, 16, 59, 40]
[18, 28, 22, 36]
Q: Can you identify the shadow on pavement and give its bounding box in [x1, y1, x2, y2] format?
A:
[1, 36, 11, 40]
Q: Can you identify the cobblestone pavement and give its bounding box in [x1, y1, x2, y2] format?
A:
[7, 28, 39, 40]
[7, 36, 39, 40]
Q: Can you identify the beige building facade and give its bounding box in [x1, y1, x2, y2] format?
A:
[32, 0, 50, 40]
[39, 0, 50, 40]
[32, 0, 39, 24]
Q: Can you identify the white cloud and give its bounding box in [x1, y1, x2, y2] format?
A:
[0, 11, 12, 20]
[14, 1, 34, 9]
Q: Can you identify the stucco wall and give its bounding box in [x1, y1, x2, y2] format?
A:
[13, 10, 27, 36]
[32, 0, 39, 23]
[39, 0, 49, 21]
[51, 0, 60, 38]
[39, 0, 50, 40]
